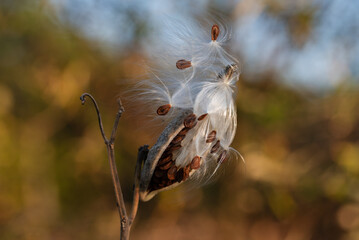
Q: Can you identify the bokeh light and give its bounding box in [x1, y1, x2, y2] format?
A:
[1, 0, 358, 239]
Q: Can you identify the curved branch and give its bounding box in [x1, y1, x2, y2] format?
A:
[80, 93, 108, 143]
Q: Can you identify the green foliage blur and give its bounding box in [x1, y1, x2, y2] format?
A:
[1, 1, 359, 240]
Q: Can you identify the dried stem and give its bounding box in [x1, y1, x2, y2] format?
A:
[80, 93, 148, 240]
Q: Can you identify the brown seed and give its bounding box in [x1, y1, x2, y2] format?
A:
[151, 176, 161, 184]
[206, 130, 217, 143]
[184, 113, 197, 128]
[178, 127, 190, 136]
[190, 156, 201, 170]
[211, 24, 220, 41]
[164, 178, 173, 186]
[158, 153, 172, 165]
[167, 143, 181, 152]
[154, 169, 166, 178]
[167, 165, 178, 180]
[217, 150, 229, 163]
[157, 104, 171, 115]
[159, 160, 173, 170]
[198, 113, 208, 121]
[161, 178, 169, 185]
[172, 134, 185, 144]
[183, 165, 191, 181]
[176, 168, 184, 183]
[211, 140, 221, 153]
[176, 59, 192, 70]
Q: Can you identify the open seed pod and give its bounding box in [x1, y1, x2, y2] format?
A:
[140, 108, 229, 201]
[140, 109, 192, 201]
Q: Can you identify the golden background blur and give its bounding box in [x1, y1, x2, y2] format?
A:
[1, 1, 359, 240]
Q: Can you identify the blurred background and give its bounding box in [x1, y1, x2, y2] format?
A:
[1, 0, 359, 239]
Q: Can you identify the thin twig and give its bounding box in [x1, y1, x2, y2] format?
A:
[80, 93, 108, 143]
[110, 98, 125, 142]
[80, 93, 145, 240]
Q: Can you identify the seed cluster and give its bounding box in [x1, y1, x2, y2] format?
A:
[148, 113, 202, 191]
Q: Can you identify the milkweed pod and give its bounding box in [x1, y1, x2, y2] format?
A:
[140, 109, 193, 202]
[137, 18, 241, 202]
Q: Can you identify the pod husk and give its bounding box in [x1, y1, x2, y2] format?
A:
[140, 109, 192, 201]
